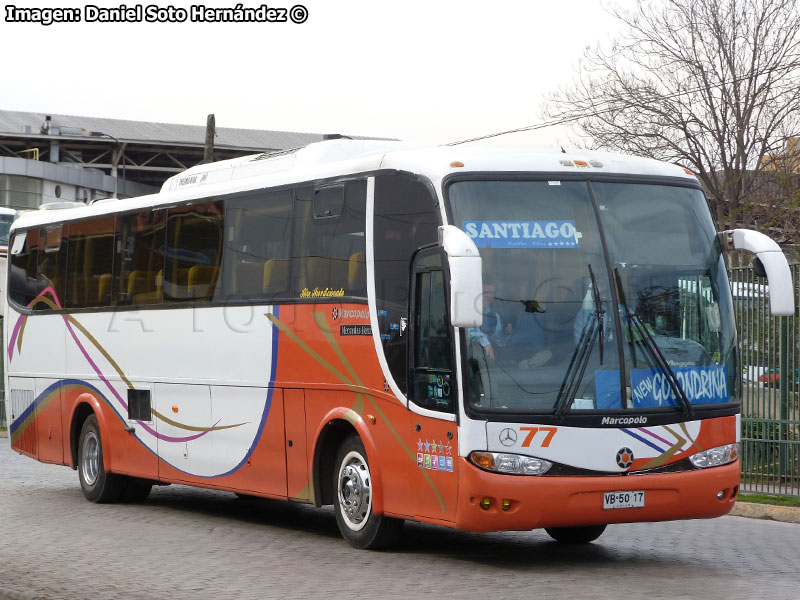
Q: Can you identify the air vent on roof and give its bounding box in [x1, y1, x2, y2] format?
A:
[39, 201, 86, 210]
[249, 147, 301, 162]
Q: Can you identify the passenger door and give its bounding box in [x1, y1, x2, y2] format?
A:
[408, 249, 459, 522]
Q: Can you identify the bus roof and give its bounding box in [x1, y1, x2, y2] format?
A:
[10, 140, 697, 232]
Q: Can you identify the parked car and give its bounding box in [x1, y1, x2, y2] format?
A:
[758, 368, 800, 388]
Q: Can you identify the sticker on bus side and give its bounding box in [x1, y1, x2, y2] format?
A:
[594, 365, 729, 409]
[463, 220, 580, 249]
[630, 365, 729, 407]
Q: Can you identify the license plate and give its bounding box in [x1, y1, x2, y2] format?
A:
[603, 490, 645, 509]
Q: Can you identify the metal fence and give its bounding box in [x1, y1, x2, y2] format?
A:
[729, 264, 800, 497]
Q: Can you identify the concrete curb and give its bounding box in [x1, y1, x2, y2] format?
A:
[730, 501, 800, 524]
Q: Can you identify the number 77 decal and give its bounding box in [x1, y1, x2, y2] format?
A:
[519, 427, 557, 448]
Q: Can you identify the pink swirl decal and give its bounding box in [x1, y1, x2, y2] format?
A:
[8, 287, 219, 443]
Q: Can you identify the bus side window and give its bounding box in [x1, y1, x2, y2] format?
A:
[65, 217, 116, 308]
[36, 226, 67, 307]
[293, 180, 366, 298]
[118, 210, 167, 306]
[9, 229, 41, 307]
[220, 189, 293, 300]
[163, 201, 223, 303]
[411, 250, 454, 413]
[7, 226, 67, 310]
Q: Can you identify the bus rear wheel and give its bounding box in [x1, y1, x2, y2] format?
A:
[545, 524, 607, 543]
[78, 415, 124, 503]
[333, 435, 403, 549]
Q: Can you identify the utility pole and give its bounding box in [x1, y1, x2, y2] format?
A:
[203, 113, 215, 164]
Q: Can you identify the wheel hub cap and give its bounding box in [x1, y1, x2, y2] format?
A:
[338, 459, 371, 526]
[81, 432, 100, 485]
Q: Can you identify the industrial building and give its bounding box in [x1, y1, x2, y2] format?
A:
[0, 109, 344, 208]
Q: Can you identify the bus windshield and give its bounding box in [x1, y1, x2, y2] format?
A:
[447, 179, 737, 416]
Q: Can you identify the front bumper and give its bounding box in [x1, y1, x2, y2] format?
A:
[455, 458, 739, 532]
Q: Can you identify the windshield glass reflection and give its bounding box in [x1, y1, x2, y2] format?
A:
[447, 179, 737, 416]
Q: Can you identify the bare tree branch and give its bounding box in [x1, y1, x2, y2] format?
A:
[545, 0, 800, 248]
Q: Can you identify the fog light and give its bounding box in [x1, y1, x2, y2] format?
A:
[480, 497, 493, 510]
[501, 499, 512, 511]
[717, 490, 725, 499]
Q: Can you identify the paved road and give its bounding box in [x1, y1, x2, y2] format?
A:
[1, 442, 798, 600]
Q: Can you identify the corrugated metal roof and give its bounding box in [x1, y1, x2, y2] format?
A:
[0, 109, 337, 150]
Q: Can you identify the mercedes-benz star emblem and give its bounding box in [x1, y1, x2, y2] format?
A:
[499, 428, 517, 446]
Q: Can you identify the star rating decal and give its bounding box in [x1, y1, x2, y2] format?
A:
[416, 439, 454, 473]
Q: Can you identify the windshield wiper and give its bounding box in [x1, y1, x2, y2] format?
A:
[613, 269, 694, 419]
[554, 265, 604, 421]
[615, 267, 638, 369]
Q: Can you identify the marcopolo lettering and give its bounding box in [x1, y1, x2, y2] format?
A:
[340, 309, 370, 320]
[463, 220, 580, 249]
[601, 416, 648, 426]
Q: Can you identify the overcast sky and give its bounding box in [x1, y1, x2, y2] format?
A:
[1, 0, 625, 147]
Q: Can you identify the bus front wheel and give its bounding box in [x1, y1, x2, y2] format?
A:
[333, 435, 403, 549]
[545, 524, 607, 543]
[78, 415, 124, 503]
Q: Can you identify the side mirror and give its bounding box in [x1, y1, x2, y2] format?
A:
[720, 229, 795, 316]
[439, 225, 483, 327]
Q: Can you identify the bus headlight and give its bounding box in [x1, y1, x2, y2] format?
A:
[469, 451, 552, 475]
[689, 443, 739, 468]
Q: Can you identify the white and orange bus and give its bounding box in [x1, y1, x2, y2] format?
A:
[4, 140, 794, 548]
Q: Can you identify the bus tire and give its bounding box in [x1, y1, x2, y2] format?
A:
[545, 524, 607, 543]
[78, 415, 123, 503]
[333, 435, 403, 549]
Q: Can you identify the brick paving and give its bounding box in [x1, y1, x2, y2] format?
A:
[1, 442, 799, 600]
